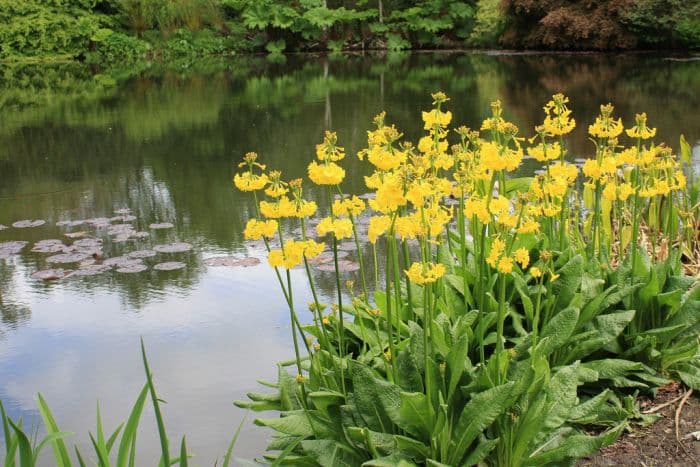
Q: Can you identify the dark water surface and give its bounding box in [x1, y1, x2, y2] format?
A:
[1, 52, 699, 465]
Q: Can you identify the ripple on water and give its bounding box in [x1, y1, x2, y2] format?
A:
[204, 256, 261, 267]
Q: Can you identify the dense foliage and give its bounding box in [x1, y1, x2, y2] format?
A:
[0, 0, 698, 62]
[230, 93, 700, 465]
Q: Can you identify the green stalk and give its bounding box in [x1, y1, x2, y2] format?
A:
[495, 273, 507, 385]
[384, 236, 397, 383]
[285, 270, 304, 377]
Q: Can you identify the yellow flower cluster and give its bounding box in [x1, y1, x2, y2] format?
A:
[486, 237, 530, 274]
[332, 196, 365, 217]
[542, 93, 576, 136]
[260, 197, 317, 219]
[268, 239, 325, 269]
[588, 104, 623, 139]
[316, 217, 353, 240]
[244, 219, 278, 240]
[405, 262, 446, 284]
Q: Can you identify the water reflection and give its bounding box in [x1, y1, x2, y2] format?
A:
[0, 52, 698, 464]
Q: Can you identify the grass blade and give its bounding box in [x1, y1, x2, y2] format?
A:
[141, 338, 170, 466]
[222, 413, 247, 467]
[36, 394, 72, 467]
[8, 419, 33, 467]
[1, 401, 18, 467]
[89, 432, 110, 467]
[116, 384, 149, 467]
[179, 436, 188, 467]
[106, 422, 124, 453]
[74, 446, 87, 467]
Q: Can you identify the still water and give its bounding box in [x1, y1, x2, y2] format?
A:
[1, 52, 699, 465]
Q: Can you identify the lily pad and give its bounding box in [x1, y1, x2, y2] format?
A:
[12, 219, 46, 228]
[0, 224, 6, 230]
[314, 259, 360, 272]
[56, 220, 86, 227]
[307, 250, 348, 265]
[0, 241, 29, 258]
[116, 264, 148, 273]
[111, 215, 137, 222]
[31, 240, 67, 254]
[31, 269, 72, 280]
[128, 249, 157, 259]
[154, 261, 186, 271]
[64, 231, 88, 239]
[114, 208, 132, 215]
[103, 256, 142, 268]
[85, 217, 112, 228]
[71, 264, 111, 276]
[153, 242, 193, 253]
[71, 238, 103, 249]
[204, 256, 261, 267]
[337, 241, 357, 251]
[46, 252, 91, 264]
[149, 222, 174, 230]
[131, 231, 150, 239]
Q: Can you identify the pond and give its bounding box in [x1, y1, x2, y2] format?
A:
[1, 51, 699, 465]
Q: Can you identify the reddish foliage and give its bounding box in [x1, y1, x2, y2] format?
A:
[501, 0, 638, 50]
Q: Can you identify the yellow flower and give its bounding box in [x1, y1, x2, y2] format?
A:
[517, 219, 540, 234]
[528, 142, 562, 162]
[302, 240, 325, 259]
[497, 256, 514, 274]
[486, 237, 505, 268]
[268, 250, 284, 268]
[514, 248, 530, 269]
[308, 161, 345, 185]
[529, 266, 542, 278]
[405, 262, 446, 284]
[244, 219, 278, 240]
[422, 109, 452, 130]
[233, 172, 269, 192]
[332, 196, 365, 217]
[395, 215, 419, 240]
[625, 113, 656, 140]
[316, 217, 353, 240]
[369, 180, 407, 214]
[368, 215, 391, 244]
[588, 104, 623, 139]
[315, 131, 345, 161]
[464, 197, 491, 224]
[367, 146, 406, 171]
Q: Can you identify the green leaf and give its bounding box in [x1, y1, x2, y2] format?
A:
[301, 439, 365, 466]
[581, 359, 642, 380]
[446, 334, 470, 402]
[179, 437, 188, 467]
[462, 435, 498, 466]
[552, 255, 583, 310]
[142, 339, 170, 467]
[308, 391, 345, 414]
[396, 350, 423, 393]
[256, 412, 314, 437]
[536, 306, 580, 357]
[680, 134, 692, 164]
[36, 393, 72, 467]
[448, 382, 515, 465]
[527, 423, 624, 465]
[116, 384, 149, 467]
[351, 363, 401, 433]
[363, 454, 417, 466]
[396, 392, 431, 440]
[8, 420, 33, 467]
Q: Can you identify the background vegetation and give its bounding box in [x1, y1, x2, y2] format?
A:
[0, 0, 698, 63]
